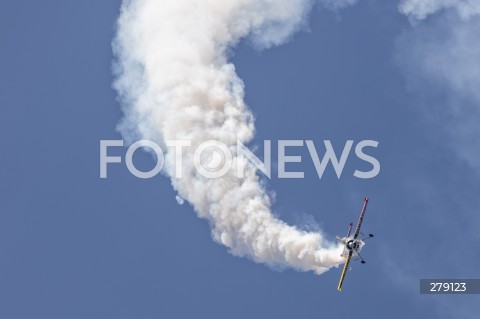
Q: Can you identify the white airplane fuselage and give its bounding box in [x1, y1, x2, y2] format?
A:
[338, 236, 365, 257]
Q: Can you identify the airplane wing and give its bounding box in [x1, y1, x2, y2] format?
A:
[337, 251, 353, 291]
[353, 197, 369, 239]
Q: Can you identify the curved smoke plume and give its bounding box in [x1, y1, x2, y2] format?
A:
[113, 0, 346, 274]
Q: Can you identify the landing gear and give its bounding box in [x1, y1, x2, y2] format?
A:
[354, 249, 367, 264]
[362, 234, 374, 240]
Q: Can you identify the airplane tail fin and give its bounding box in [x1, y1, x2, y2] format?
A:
[346, 222, 353, 237]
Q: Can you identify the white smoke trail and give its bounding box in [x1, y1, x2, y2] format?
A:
[397, 1, 480, 172]
[399, 0, 480, 21]
[113, 0, 347, 274]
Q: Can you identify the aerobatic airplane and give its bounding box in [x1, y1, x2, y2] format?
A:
[336, 197, 374, 291]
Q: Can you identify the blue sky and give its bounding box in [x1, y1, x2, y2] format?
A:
[1, 1, 479, 318]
